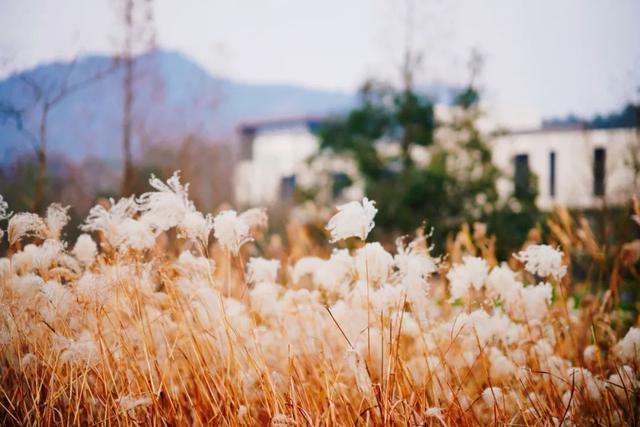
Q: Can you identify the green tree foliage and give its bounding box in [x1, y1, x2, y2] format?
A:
[317, 81, 541, 255]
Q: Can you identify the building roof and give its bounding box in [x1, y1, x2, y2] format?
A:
[503, 123, 640, 137]
[505, 122, 589, 136]
[236, 115, 325, 136]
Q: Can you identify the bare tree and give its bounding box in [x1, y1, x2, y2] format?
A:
[0, 60, 116, 213]
[384, 0, 452, 92]
[400, 0, 422, 91]
[116, 0, 156, 196]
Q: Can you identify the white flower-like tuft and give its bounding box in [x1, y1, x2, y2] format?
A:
[247, 257, 280, 284]
[45, 203, 70, 240]
[7, 212, 47, 246]
[179, 210, 214, 245]
[313, 249, 354, 290]
[271, 413, 296, 426]
[117, 394, 153, 414]
[326, 197, 377, 242]
[515, 244, 567, 279]
[355, 242, 393, 284]
[138, 171, 191, 232]
[82, 197, 138, 240]
[118, 219, 156, 251]
[239, 207, 268, 232]
[394, 237, 438, 280]
[72, 234, 98, 266]
[486, 264, 519, 302]
[213, 210, 252, 255]
[291, 256, 325, 284]
[446, 256, 489, 301]
[346, 348, 374, 399]
[481, 386, 504, 407]
[509, 282, 552, 322]
[0, 194, 11, 220]
[0, 194, 12, 240]
[607, 365, 638, 400]
[82, 197, 157, 251]
[138, 171, 214, 245]
[614, 326, 640, 365]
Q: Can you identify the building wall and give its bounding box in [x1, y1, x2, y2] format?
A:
[235, 120, 640, 210]
[493, 128, 639, 210]
[234, 124, 319, 206]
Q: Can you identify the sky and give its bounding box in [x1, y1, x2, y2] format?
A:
[1, 0, 639, 124]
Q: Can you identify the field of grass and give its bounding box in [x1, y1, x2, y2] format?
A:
[0, 172, 638, 426]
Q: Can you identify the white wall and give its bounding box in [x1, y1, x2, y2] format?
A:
[493, 128, 639, 210]
[236, 122, 640, 210]
[234, 124, 319, 206]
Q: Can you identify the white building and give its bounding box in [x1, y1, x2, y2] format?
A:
[234, 117, 322, 206]
[234, 114, 639, 211]
[493, 126, 639, 210]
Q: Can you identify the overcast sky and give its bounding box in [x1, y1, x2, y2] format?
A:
[1, 0, 639, 122]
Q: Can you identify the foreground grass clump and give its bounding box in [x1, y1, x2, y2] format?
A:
[0, 172, 638, 426]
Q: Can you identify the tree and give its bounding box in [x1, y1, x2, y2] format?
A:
[315, 51, 539, 255]
[116, 0, 156, 196]
[317, 80, 439, 240]
[0, 60, 115, 213]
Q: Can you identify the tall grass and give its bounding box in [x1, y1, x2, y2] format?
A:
[0, 174, 638, 426]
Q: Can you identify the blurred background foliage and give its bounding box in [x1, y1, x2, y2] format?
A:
[315, 79, 541, 258]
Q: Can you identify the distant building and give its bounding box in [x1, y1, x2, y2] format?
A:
[493, 125, 639, 210]
[234, 117, 323, 206]
[234, 114, 640, 211]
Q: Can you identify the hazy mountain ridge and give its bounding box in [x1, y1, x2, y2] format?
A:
[0, 50, 460, 163]
[0, 50, 357, 162]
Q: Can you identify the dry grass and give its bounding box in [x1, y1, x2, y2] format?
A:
[0, 182, 638, 426]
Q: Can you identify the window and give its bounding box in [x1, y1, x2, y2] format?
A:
[514, 154, 529, 198]
[280, 175, 296, 201]
[239, 128, 256, 160]
[549, 151, 556, 198]
[593, 148, 606, 196]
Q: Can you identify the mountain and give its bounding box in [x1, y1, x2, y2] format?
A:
[0, 50, 357, 162]
[0, 50, 461, 164]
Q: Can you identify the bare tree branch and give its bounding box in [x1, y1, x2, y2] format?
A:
[0, 102, 39, 154]
[19, 74, 44, 101]
[1, 56, 118, 212]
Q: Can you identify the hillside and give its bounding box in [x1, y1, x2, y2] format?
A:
[0, 50, 356, 162]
